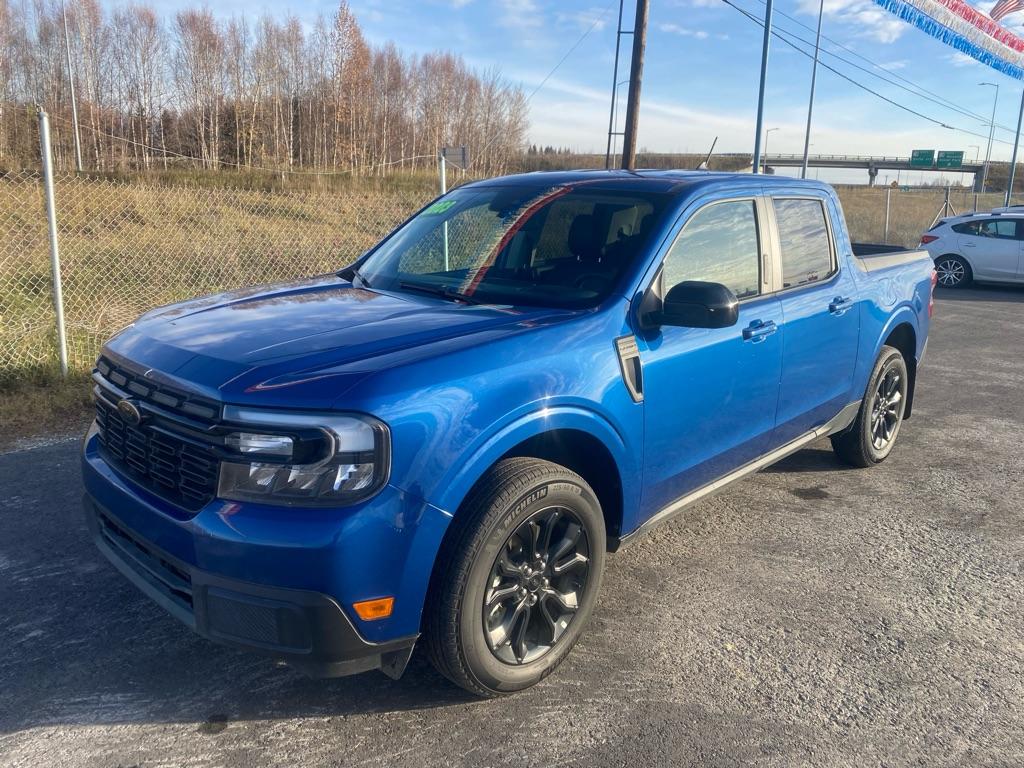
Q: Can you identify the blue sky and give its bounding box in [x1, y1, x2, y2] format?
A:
[146, 0, 1024, 182]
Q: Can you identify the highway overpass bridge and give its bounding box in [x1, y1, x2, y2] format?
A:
[716, 153, 987, 189]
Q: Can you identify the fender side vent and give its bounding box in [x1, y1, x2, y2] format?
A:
[614, 335, 643, 403]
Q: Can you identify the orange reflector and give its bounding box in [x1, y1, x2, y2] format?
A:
[353, 597, 394, 621]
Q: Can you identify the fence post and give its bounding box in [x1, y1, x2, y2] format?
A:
[884, 187, 891, 243]
[37, 107, 69, 377]
[439, 152, 449, 271]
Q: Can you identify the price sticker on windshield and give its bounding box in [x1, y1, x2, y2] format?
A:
[423, 200, 457, 215]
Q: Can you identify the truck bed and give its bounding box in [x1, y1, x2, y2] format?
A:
[851, 243, 932, 273]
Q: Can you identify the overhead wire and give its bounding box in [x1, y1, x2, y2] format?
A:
[749, 0, 1021, 133]
[720, 0, 1020, 148]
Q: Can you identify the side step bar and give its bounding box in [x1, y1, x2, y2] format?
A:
[611, 400, 862, 550]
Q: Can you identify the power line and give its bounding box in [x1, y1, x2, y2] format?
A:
[754, 0, 1020, 133]
[720, 0, 1020, 148]
[470, 0, 617, 168]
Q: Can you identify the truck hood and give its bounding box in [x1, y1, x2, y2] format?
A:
[105, 276, 570, 402]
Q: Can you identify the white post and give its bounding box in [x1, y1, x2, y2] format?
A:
[884, 187, 891, 243]
[439, 152, 449, 271]
[38, 108, 69, 377]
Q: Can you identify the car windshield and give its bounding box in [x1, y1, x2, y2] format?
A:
[357, 183, 670, 308]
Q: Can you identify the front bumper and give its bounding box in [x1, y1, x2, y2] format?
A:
[82, 427, 451, 678]
[85, 496, 416, 678]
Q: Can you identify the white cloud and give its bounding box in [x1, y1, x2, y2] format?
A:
[948, 52, 979, 67]
[499, 0, 543, 29]
[797, 0, 906, 44]
[450, 0, 474, 7]
[659, 22, 710, 39]
[878, 59, 909, 70]
[555, 7, 610, 32]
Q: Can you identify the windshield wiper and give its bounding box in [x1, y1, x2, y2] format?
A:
[399, 280, 486, 305]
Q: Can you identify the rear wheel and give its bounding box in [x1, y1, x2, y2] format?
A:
[425, 458, 605, 697]
[934, 254, 972, 288]
[832, 345, 909, 468]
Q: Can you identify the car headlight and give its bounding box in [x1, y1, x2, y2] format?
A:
[217, 407, 390, 507]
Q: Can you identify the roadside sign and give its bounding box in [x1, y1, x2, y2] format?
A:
[910, 149, 935, 168]
[441, 146, 469, 169]
[937, 150, 964, 169]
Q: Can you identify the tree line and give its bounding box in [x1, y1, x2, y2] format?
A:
[0, 0, 529, 176]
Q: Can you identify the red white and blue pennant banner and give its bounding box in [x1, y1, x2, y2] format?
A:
[873, 0, 1024, 79]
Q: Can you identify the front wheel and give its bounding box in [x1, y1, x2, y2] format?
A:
[424, 458, 605, 697]
[831, 345, 909, 468]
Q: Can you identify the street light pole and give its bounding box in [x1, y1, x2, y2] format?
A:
[1005, 87, 1024, 206]
[980, 82, 999, 194]
[751, 0, 774, 174]
[801, 0, 824, 179]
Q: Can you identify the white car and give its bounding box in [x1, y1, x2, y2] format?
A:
[919, 213, 1024, 288]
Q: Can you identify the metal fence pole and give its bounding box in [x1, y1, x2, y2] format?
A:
[884, 187, 891, 243]
[439, 152, 449, 271]
[38, 107, 69, 377]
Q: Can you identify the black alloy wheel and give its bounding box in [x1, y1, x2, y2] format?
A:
[832, 345, 909, 467]
[425, 457, 605, 696]
[482, 506, 591, 665]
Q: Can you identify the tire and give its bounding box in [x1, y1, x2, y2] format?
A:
[831, 345, 909, 468]
[934, 254, 972, 288]
[424, 457, 606, 697]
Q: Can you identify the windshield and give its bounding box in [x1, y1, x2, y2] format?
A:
[357, 184, 670, 308]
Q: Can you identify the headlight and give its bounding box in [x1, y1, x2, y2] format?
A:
[217, 407, 390, 507]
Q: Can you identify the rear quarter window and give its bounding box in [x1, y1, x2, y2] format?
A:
[773, 198, 834, 289]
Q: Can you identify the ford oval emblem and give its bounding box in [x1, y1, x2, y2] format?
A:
[117, 399, 143, 426]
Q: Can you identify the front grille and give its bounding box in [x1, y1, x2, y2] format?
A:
[97, 510, 194, 614]
[93, 358, 221, 513]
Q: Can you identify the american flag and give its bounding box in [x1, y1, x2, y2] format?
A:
[990, 0, 1024, 22]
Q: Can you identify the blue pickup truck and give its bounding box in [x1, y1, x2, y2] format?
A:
[83, 171, 935, 696]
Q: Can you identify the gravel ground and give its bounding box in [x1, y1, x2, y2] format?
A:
[1, 287, 1022, 768]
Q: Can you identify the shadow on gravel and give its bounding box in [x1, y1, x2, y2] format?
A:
[762, 446, 843, 474]
[0, 442, 480, 736]
[935, 284, 1024, 303]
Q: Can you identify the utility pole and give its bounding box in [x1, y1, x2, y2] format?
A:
[1006, 88, 1024, 207]
[62, 1, 83, 173]
[620, 0, 649, 171]
[801, 0, 823, 179]
[751, 0, 774, 174]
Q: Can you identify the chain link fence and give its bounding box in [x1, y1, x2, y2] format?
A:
[0, 171, 1009, 385]
[835, 185, 1006, 245]
[1, 169, 430, 383]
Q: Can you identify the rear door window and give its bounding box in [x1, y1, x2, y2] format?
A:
[979, 219, 1018, 239]
[773, 198, 834, 289]
[953, 219, 1019, 238]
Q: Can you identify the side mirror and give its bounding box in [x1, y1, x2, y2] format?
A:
[656, 281, 739, 329]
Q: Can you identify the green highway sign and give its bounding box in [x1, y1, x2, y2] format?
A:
[910, 149, 936, 168]
[937, 150, 964, 169]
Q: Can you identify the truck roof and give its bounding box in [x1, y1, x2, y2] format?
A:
[464, 169, 834, 195]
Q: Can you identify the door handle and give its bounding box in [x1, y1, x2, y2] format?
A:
[742, 319, 777, 343]
[829, 296, 853, 315]
[963, 242, 976, 247]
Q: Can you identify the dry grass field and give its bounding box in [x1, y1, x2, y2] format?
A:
[0, 171, 999, 393]
[835, 185, 1004, 246]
